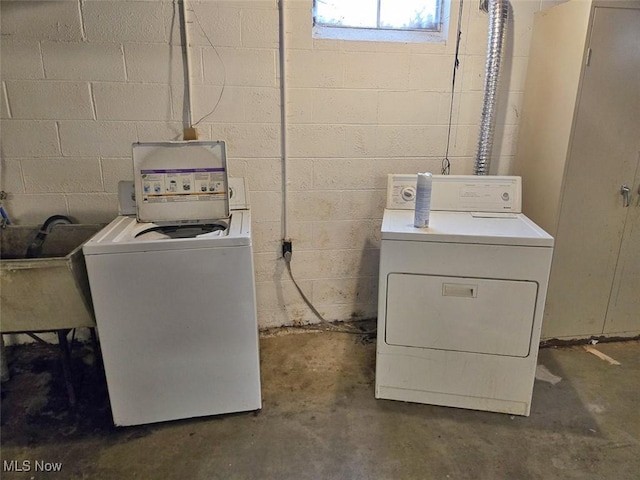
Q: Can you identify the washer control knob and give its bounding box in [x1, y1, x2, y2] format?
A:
[501, 192, 510, 201]
[401, 186, 416, 202]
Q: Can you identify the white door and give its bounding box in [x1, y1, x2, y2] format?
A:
[545, 6, 640, 337]
[598, 7, 640, 336]
[605, 159, 640, 335]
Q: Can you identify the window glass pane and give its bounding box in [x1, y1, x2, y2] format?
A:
[380, 0, 439, 29]
[315, 0, 378, 28]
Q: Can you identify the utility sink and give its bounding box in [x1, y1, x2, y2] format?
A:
[1, 224, 103, 333]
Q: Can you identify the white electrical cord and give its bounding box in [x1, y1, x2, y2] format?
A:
[277, 2, 373, 336]
[190, 5, 227, 127]
[283, 252, 376, 335]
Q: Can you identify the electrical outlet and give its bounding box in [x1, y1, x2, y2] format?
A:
[282, 239, 292, 259]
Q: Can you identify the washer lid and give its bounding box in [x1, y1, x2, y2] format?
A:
[83, 213, 251, 255]
[133, 141, 229, 223]
[382, 210, 554, 247]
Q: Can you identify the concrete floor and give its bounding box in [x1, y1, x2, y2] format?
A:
[1, 328, 638, 479]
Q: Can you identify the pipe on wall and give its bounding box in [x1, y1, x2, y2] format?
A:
[180, 0, 194, 128]
[278, 0, 290, 241]
[474, 0, 509, 175]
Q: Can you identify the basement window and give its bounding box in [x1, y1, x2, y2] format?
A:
[313, 0, 450, 44]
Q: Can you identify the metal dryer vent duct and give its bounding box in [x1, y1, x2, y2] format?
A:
[474, 0, 509, 175]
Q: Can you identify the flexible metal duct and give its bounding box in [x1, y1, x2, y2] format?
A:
[474, 0, 509, 175]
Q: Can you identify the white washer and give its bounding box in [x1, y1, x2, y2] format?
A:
[376, 175, 554, 416]
[83, 142, 261, 426]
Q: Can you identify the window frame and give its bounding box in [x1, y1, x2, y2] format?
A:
[312, 0, 450, 44]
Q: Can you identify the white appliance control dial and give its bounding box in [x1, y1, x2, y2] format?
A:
[387, 174, 422, 210]
[401, 186, 416, 202]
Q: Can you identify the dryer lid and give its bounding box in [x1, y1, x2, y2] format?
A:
[133, 141, 229, 223]
[381, 210, 554, 247]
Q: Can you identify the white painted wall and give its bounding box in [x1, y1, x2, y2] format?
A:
[0, 0, 565, 329]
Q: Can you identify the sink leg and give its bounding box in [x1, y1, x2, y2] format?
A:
[0, 336, 9, 382]
[89, 327, 102, 371]
[57, 329, 76, 407]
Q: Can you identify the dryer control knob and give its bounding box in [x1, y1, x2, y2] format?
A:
[401, 186, 416, 202]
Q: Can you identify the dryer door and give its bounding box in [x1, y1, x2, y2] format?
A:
[385, 274, 538, 357]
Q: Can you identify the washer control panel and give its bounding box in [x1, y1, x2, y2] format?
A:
[386, 174, 522, 213]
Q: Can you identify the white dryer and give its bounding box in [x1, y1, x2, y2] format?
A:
[83, 142, 261, 426]
[376, 175, 554, 416]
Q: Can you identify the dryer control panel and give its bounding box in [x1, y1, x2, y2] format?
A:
[386, 174, 522, 213]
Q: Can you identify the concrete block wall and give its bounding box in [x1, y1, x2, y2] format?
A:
[0, 0, 566, 329]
